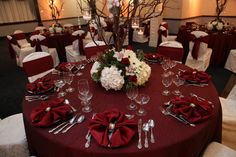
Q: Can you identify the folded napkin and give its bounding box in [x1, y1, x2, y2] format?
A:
[179, 69, 211, 83]
[89, 109, 137, 147]
[145, 53, 164, 63]
[169, 96, 213, 123]
[26, 77, 54, 94]
[56, 62, 78, 72]
[30, 98, 72, 127]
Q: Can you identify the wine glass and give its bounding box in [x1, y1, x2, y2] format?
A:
[172, 75, 185, 96]
[78, 79, 89, 96]
[64, 74, 74, 92]
[126, 86, 138, 110]
[65, 63, 74, 74]
[78, 92, 93, 113]
[54, 79, 67, 97]
[135, 94, 150, 116]
[161, 72, 172, 96]
[161, 59, 169, 71]
[75, 64, 83, 76]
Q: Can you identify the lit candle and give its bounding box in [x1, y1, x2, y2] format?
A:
[138, 29, 143, 35]
[83, 10, 91, 21]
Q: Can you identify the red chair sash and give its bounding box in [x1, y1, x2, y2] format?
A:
[157, 46, 184, 62]
[189, 34, 209, 60]
[23, 55, 53, 77]
[84, 45, 108, 59]
[71, 33, 85, 54]
[13, 33, 26, 40]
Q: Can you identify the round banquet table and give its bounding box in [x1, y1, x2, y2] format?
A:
[22, 62, 222, 157]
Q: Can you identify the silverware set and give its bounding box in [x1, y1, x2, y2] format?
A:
[137, 118, 156, 149]
[25, 95, 49, 102]
[85, 113, 96, 148]
[48, 114, 85, 134]
[160, 105, 196, 127]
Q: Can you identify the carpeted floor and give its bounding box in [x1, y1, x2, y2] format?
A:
[0, 38, 233, 119]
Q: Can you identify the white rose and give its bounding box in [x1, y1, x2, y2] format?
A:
[216, 22, 223, 30]
[90, 61, 101, 75]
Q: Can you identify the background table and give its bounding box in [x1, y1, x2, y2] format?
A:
[22, 62, 222, 157]
[176, 26, 236, 66]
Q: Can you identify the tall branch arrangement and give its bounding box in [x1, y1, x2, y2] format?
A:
[49, 0, 64, 24]
[76, 0, 169, 51]
[216, 0, 228, 20]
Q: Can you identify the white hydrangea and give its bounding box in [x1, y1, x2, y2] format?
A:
[100, 66, 124, 90]
[135, 62, 151, 85]
[216, 22, 224, 30]
[90, 61, 101, 75]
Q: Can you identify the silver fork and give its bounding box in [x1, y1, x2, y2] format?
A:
[85, 113, 96, 148]
[64, 99, 77, 112]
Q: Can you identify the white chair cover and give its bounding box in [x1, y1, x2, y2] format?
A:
[35, 26, 46, 31]
[185, 31, 212, 71]
[0, 113, 29, 157]
[30, 34, 59, 67]
[63, 23, 74, 28]
[84, 41, 106, 48]
[202, 142, 236, 157]
[220, 97, 236, 150]
[160, 41, 183, 48]
[65, 30, 86, 62]
[23, 52, 54, 83]
[225, 49, 236, 73]
[159, 22, 177, 42]
[7, 35, 36, 67]
[13, 30, 24, 34]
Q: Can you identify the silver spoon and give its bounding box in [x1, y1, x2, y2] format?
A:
[62, 115, 85, 133]
[65, 99, 77, 112]
[142, 123, 149, 148]
[148, 119, 155, 143]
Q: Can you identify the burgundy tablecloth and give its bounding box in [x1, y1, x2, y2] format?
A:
[176, 26, 236, 66]
[22, 63, 222, 157]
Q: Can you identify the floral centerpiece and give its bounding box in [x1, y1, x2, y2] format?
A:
[90, 49, 151, 90]
[207, 19, 225, 31]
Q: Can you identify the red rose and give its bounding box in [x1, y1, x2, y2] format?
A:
[121, 58, 130, 65]
[128, 76, 137, 82]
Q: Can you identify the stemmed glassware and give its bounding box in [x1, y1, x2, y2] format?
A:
[75, 64, 84, 76]
[54, 79, 67, 97]
[65, 63, 74, 74]
[126, 86, 138, 110]
[78, 79, 92, 112]
[64, 74, 74, 92]
[135, 94, 150, 116]
[161, 59, 169, 71]
[172, 75, 185, 96]
[161, 72, 172, 96]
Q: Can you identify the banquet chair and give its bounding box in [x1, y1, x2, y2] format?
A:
[202, 142, 236, 157]
[63, 23, 74, 29]
[65, 30, 86, 62]
[34, 26, 47, 34]
[23, 52, 54, 83]
[185, 31, 212, 71]
[224, 49, 236, 73]
[84, 41, 107, 59]
[157, 41, 184, 62]
[158, 21, 177, 45]
[0, 113, 30, 157]
[7, 35, 36, 67]
[13, 30, 32, 48]
[219, 97, 236, 150]
[30, 34, 59, 67]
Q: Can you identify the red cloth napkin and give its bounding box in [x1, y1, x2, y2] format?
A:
[145, 53, 164, 63]
[30, 98, 72, 127]
[169, 96, 213, 123]
[56, 62, 78, 72]
[179, 69, 211, 83]
[26, 77, 54, 94]
[89, 109, 137, 147]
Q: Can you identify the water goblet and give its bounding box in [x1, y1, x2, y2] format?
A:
[135, 94, 150, 116]
[64, 74, 75, 92]
[126, 86, 138, 110]
[75, 64, 83, 76]
[78, 92, 93, 113]
[161, 59, 169, 71]
[172, 75, 185, 96]
[78, 79, 89, 96]
[161, 72, 172, 96]
[54, 79, 67, 97]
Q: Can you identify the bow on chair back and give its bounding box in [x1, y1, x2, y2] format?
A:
[6, 35, 19, 59]
[188, 31, 209, 60]
[71, 30, 85, 54]
[23, 52, 54, 83]
[13, 31, 31, 48]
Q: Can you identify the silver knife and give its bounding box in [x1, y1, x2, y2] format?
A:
[137, 119, 142, 149]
